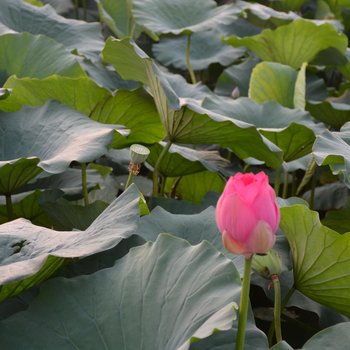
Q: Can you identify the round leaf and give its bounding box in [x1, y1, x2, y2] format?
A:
[0, 234, 240, 350]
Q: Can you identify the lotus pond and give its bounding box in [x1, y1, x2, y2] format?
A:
[0, 0, 350, 349]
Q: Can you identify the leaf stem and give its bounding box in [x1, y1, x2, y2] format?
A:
[282, 170, 289, 199]
[152, 140, 172, 197]
[125, 171, 134, 189]
[82, 0, 87, 21]
[235, 255, 253, 350]
[127, 0, 135, 38]
[186, 33, 196, 84]
[81, 163, 89, 206]
[268, 285, 295, 346]
[274, 168, 281, 196]
[5, 194, 13, 221]
[74, 0, 79, 19]
[309, 167, 317, 210]
[272, 275, 282, 343]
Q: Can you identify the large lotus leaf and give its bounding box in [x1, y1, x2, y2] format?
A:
[42, 199, 109, 231]
[280, 204, 350, 317]
[224, 19, 348, 69]
[0, 101, 123, 175]
[133, 0, 240, 37]
[249, 61, 297, 108]
[0, 233, 240, 350]
[190, 318, 268, 350]
[0, 158, 42, 195]
[23, 168, 105, 198]
[165, 171, 225, 204]
[0, 185, 140, 302]
[95, 0, 133, 38]
[0, 0, 104, 61]
[147, 142, 232, 177]
[166, 103, 282, 168]
[215, 55, 260, 97]
[306, 100, 350, 128]
[152, 30, 245, 71]
[103, 38, 283, 167]
[0, 75, 109, 113]
[77, 56, 139, 91]
[0, 33, 84, 80]
[137, 206, 244, 275]
[322, 207, 350, 233]
[302, 322, 350, 349]
[239, 1, 299, 27]
[313, 125, 350, 186]
[203, 96, 323, 162]
[91, 89, 165, 147]
[0, 190, 53, 226]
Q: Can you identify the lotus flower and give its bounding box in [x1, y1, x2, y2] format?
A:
[216, 172, 280, 257]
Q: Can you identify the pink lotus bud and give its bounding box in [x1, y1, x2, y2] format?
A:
[216, 172, 280, 258]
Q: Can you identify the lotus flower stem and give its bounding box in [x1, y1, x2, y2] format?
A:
[272, 275, 282, 343]
[81, 163, 89, 206]
[152, 140, 172, 196]
[186, 33, 197, 84]
[5, 194, 13, 221]
[235, 255, 253, 350]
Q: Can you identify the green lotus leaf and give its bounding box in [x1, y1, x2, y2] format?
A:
[239, 1, 300, 27]
[42, 199, 109, 231]
[133, 0, 240, 37]
[0, 189, 54, 226]
[306, 100, 350, 128]
[0, 32, 84, 80]
[0, 75, 109, 113]
[0, 76, 161, 147]
[0, 0, 104, 61]
[96, 0, 135, 38]
[313, 125, 350, 186]
[302, 322, 350, 349]
[0, 101, 124, 175]
[249, 62, 297, 108]
[215, 55, 260, 97]
[224, 19, 347, 69]
[153, 30, 245, 71]
[322, 207, 350, 234]
[0, 158, 42, 195]
[91, 89, 165, 147]
[0, 233, 240, 350]
[147, 142, 231, 177]
[165, 170, 225, 204]
[137, 206, 245, 275]
[0, 185, 140, 302]
[280, 204, 350, 317]
[203, 96, 323, 162]
[103, 38, 283, 168]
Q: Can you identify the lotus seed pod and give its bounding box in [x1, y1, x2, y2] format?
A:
[130, 144, 150, 165]
[252, 249, 283, 279]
